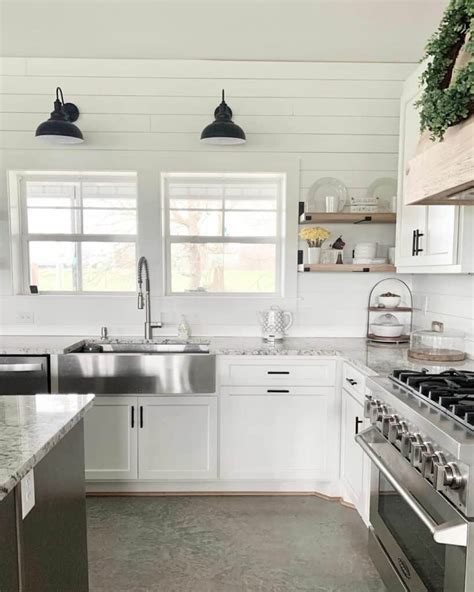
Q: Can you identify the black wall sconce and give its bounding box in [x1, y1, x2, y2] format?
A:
[201, 90, 246, 145]
[35, 87, 84, 144]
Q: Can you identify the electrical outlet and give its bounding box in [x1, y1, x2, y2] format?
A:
[21, 469, 35, 519]
[15, 311, 35, 324]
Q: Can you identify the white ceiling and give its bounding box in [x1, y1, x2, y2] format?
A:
[0, 0, 449, 63]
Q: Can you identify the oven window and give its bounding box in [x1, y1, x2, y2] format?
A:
[378, 474, 445, 592]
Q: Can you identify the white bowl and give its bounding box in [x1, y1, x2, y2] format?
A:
[370, 324, 404, 337]
[378, 295, 401, 308]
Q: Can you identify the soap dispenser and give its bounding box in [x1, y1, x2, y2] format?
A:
[178, 315, 191, 340]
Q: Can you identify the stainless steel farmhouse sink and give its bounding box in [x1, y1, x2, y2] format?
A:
[57, 340, 215, 395]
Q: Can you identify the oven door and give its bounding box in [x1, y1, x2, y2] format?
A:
[356, 426, 469, 592]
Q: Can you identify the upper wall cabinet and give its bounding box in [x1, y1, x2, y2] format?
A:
[395, 65, 474, 274]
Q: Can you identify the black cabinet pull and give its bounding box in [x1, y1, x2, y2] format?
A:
[412, 229, 417, 256]
[415, 230, 424, 255]
[131, 406, 135, 428]
[267, 389, 290, 393]
[346, 378, 357, 386]
[355, 416, 363, 435]
[139, 406, 144, 428]
[267, 371, 290, 375]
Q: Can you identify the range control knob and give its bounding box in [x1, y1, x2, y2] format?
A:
[363, 396, 374, 418]
[381, 414, 399, 438]
[388, 420, 408, 445]
[433, 460, 464, 491]
[370, 403, 388, 425]
[410, 442, 433, 469]
[422, 451, 445, 481]
[400, 432, 423, 459]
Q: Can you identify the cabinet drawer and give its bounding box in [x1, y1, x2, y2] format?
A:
[222, 386, 334, 397]
[342, 363, 365, 400]
[219, 358, 336, 386]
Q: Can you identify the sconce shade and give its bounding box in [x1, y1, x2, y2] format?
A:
[201, 90, 246, 145]
[35, 87, 84, 144]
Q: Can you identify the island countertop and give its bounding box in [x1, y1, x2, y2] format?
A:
[0, 394, 94, 501]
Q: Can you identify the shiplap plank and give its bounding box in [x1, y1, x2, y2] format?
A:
[1, 76, 403, 99]
[0, 93, 400, 117]
[0, 58, 27, 76]
[301, 153, 399, 171]
[0, 112, 398, 135]
[150, 114, 398, 135]
[24, 58, 415, 81]
[300, 170, 397, 188]
[0, 113, 151, 132]
[293, 97, 399, 117]
[0, 131, 398, 153]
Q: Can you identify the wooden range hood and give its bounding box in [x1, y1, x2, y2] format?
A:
[405, 116, 474, 205]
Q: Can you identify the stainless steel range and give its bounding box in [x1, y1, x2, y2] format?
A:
[356, 369, 474, 592]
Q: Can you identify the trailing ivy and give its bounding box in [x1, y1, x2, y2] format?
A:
[416, 0, 474, 140]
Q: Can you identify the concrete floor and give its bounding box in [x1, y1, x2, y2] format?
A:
[87, 496, 385, 592]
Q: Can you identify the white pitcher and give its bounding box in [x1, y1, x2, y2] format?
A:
[258, 306, 293, 342]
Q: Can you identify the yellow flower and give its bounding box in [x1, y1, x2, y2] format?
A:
[299, 226, 331, 247]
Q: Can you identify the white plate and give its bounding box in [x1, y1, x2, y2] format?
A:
[307, 177, 348, 211]
[367, 177, 397, 210]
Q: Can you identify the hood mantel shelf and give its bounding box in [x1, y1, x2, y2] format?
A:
[405, 116, 474, 205]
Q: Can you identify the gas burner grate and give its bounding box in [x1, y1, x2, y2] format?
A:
[390, 369, 474, 430]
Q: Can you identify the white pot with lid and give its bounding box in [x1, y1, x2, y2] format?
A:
[258, 306, 293, 342]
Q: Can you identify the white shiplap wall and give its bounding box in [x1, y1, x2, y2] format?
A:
[0, 57, 414, 336]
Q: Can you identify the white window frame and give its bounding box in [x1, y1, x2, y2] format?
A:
[162, 172, 285, 297]
[15, 172, 138, 295]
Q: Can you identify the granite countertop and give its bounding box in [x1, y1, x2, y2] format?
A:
[0, 335, 473, 377]
[0, 394, 94, 501]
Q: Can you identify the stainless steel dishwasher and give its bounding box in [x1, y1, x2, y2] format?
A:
[0, 356, 50, 395]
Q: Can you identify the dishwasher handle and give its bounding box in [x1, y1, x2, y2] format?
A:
[0, 363, 44, 372]
[356, 428, 468, 548]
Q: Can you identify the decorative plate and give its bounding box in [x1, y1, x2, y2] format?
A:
[366, 177, 397, 210]
[307, 177, 348, 211]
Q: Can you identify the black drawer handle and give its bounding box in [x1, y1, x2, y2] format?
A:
[139, 406, 144, 428]
[267, 371, 290, 375]
[267, 389, 290, 393]
[346, 378, 357, 386]
[131, 406, 135, 428]
[355, 416, 363, 435]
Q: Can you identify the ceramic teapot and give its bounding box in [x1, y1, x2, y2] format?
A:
[258, 306, 293, 342]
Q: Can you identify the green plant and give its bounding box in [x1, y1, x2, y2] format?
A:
[416, 0, 474, 140]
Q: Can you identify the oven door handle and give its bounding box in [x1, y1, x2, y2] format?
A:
[356, 429, 468, 548]
[0, 363, 44, 372]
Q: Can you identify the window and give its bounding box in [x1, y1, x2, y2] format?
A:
[17, 172, 137, 293]
[163, 173, 284, 295]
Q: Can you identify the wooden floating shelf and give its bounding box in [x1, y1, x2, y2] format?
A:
[299, 212, 397, 224]
[301, 264, 396, 273]
[368, 306, 413, 312]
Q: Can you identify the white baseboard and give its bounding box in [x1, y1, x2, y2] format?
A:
[86, 479, 341, 497]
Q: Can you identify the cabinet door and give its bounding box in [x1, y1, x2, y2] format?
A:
[396, 64, 459, 270]
[84, 396, 138, 480]
[138, 396, 217, 480]
[220, 386, 337, 481]
[341, 389, 369, 523]
[396, 65, 428, 268]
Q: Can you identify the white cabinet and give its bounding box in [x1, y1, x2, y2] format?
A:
[396, 64, 473, 273]
[138, 396, 217, 480]
[220, 386, 338, 481]
[340, 390, 369, 520]
[84, 396, 138, 480]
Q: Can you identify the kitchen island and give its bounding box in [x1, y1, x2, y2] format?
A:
[0, 394, 94, 592]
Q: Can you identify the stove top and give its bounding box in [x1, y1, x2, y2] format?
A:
[390, 369, 474, 431]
